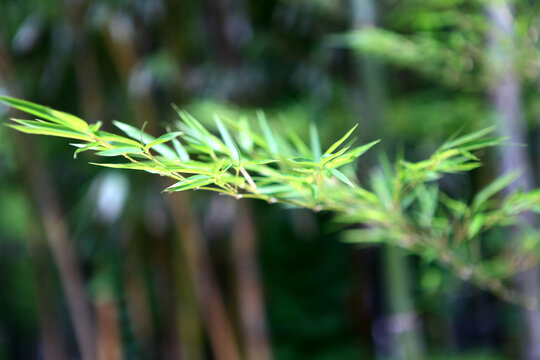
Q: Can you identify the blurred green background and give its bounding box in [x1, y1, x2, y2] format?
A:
[1, 0, 540, 359]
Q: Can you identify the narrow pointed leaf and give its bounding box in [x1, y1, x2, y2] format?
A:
[473, 170, 521, 210]
[468, 214, 485, 239]
[258, 110, 278, 154]
[324, 124, 358, 155]
[165, 175, 213, 192]
[113, 121, 177, 158]
[91, 162, 163, 174]
[171, 137, 190, 161]
[96, 147, 144, 157]
[113, 121, 153, 144]
[0, 96, 88, 130]
[441, 126, 496, 150]
[145, 131, 183, 150]
[7, 121, 93, 141]
[71, 142, 104, 158]
[310, 122, 321, 162]
[348, 140, 380, 158]
[286, 126, 311, 157]
[215, 115, 239, 162]
[95, 131, 142, 147]
[330, 168, 355, 187]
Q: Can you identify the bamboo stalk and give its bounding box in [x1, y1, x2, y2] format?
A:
[231, 201, 273, 360]
[0, 37, 97, 360]
[487, 2, 540, 358]
[168, 193, 242, 360]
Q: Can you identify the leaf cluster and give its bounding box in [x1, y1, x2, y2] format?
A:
[3, 95, 540, 307]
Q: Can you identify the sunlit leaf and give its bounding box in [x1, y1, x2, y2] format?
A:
[0, 96, 88, 130]
[96, 147, 144, 157]
[215, 115, 239, 162]
[145, 131, 183, 151]
[329, 168, 355, 188]
[324, 124, 358, 155]
[309, 122, 321, 162]
[257, 110, 278, 154]
[165, 175, 214, 192]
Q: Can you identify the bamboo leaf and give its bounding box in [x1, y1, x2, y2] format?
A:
[473, 171, 521, 210]
[70, 142, 104, 158]
[329, 168, 355, 188]
[91, 162, 163, 174]
[347, 140, 380, 158]
[113, 120, 153, 144]
[165, 175, 214, 192]
[173, 107, 224, 156]
[114, 121, 178, 159]
[468, 214, 485, 239]
[96, 147, 144, 157]
[286, 126, 311, 157]
[7, 122, 93, 141]
[324, 124, 358, 155]
[310, 122, 321, 162]
[95, 131, 142, 147]
[257, 184, 295, 195]
[0, 96, 89, 131]
[257, 110, 278, 154]
[215, 115, 240, 162]
[171, 137, 190, 161]
[145, 131, 183, 151]
[237, 117, 254, 152]
[441, 126, 496, 150]
[89, 121, 102, 133]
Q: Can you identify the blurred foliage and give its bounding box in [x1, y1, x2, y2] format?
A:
[2, 0, 540, 359]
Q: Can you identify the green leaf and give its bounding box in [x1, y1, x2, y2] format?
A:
[114, 121, 177, 159]
[309, 122, 321, 162]
[70, 142, 104, 159]
[166, 160, 215, 175]
[371, 170, 393, 209]
[96, 147, 144, 157]
[174, 107, 221, 148]
[326, 140, 379, 168]
[95, 131, 142, 147]
[341, 228, 386, 244]
[257, 110, 278, 154]
[7, 120, 93, 141]
[440, 193, 467, 216]
[286, 126, 311, 157]
[0, 96, 89, 131]
[215, 115, 240, 162]
[238, 118, 254, 152]
[145, 131, 183, 151]
[171, 137, 190, 161]
[473, 170, 521, 210]
[113, 121, 153, 144]
[91, 162, 163, 174]
[329, 168, 355, 187]
[440, 126, 496, 150]
[460, 137, 507, 151]
[353, 187, 379, 205]
[165, 175, 214, 192]
[414, 183, 438, 224]
[468, 214, 485, 239]
[221, 116, 267, 149]
[173, 107, 224, 157]
[89, 121, 102, 133]
[324, 124, 358, 155]
[257, 184, 295, 195]
[348, 140, 380, 158]
[321, 146, 350, 166]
